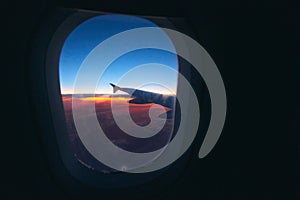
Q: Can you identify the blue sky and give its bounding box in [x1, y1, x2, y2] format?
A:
[59, 14, 178, 94]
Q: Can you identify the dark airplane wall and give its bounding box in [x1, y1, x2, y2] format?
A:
[3, 0, 299, 199]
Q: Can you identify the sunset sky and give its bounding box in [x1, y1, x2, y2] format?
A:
[59, 14, 178, 95]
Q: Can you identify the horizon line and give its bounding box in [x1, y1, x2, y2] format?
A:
[60, 92, 176, 95]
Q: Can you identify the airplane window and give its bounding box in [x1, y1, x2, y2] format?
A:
[59, 14, 179, 173]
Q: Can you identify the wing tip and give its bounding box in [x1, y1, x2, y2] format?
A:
[110, 83, 119, 93]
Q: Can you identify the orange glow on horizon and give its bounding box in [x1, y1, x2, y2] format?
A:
[62, 96, 134, 102]
[82, 97, 133, 101]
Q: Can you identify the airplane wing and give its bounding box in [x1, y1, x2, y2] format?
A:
[110, 83, 176, 118]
